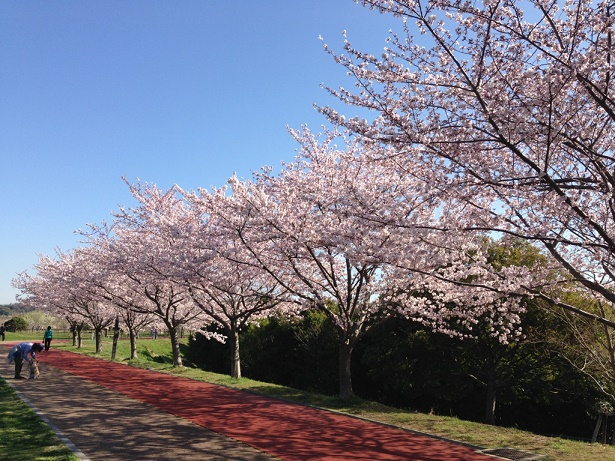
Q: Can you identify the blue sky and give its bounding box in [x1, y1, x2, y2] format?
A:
[0, 1, 398, 304]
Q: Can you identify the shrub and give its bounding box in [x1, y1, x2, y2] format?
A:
[5, 316, 28, 332]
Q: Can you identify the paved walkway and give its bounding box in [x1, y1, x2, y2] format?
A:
[1, 351, 276, 460]
[1, 344, 502, 461]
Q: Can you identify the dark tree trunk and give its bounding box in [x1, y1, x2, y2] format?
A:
[76, 323, 83, 348]
[95, 327, 103, 354]
[485, 367, 497, 425]
[338, 338, 356, 401]
[111, 317, 120, 360]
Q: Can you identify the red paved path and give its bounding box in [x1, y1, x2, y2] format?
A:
[17, 346, 499, 461]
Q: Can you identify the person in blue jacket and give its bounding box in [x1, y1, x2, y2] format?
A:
[7, 342, 43, 379]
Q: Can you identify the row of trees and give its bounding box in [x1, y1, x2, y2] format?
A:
[0, 303, 34, 318]
[13, 133, 530, 401]
[13, 0, 615, 409]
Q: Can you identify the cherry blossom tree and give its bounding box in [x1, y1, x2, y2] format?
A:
[171, 202, 291, 379]
[12, 267, 88, 346]
[183, 251, 289, 379]
[14, 248, 116, 352]
[88, 181, 209, 367]
[204, 128, 526, 399]
[73, 232, 159, 360]
[88, 268, 157, 360]
[114, 180, 289, 378]
[320, 0, 615, 327]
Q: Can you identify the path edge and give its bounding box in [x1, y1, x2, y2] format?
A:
[3, 377, 91, 461]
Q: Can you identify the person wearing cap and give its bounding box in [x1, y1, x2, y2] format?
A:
[7, 342, 43, 379]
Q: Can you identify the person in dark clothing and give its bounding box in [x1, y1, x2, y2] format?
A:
[43, 326, 53, 351]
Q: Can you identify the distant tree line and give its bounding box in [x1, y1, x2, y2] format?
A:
[0, 303, 34, 317]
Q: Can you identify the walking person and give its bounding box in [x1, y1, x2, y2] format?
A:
[7, 342, 43, 379]
[0, 322, 5, 341]
[43, 326, 53, 351]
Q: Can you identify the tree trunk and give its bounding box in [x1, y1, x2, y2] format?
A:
[95, 327, 103, 354]
[169, 326, 183, 367]
[76, 324, 83, 348]
[129, 328, 138, 360]
[111, 317, 120, 360]
[485, 367, 497, 425]
[338, 338, 356, 401]
[229, 327, 241, 379]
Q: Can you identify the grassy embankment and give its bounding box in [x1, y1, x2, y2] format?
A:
[3, 330, 615, 461]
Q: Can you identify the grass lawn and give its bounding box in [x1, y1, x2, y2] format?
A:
[4, 330, 615, 461]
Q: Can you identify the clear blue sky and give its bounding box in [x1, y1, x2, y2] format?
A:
[0, 1, 398, 304]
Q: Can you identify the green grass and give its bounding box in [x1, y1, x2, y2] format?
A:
[0, 379, 79, 461]
[1, 330, 75, 344]
[5, 331, 615, 461]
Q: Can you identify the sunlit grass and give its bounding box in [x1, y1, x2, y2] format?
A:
[2, 330, 74, 344]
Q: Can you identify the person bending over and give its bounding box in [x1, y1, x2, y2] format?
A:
[7, 342, 43, 379]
